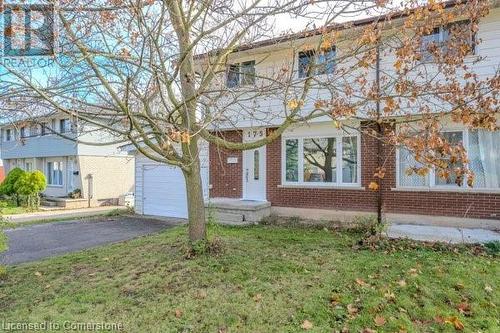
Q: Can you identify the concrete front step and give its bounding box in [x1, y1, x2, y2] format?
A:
[206, 198, 271, 225]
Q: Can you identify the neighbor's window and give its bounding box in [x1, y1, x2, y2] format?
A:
[20, 127, 26, 138]
[59, 119, 70, 133]
[47, 161, 63, 186]
[5, 129, 12, 141]
[226, 61, 255, 88]
[298, 47, 336, 78]
[398, 129, 500, 189]
[283, 135, 359, 185]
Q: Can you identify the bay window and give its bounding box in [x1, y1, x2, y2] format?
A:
[282, 134, 360, 186]
[398, 129, 500, 190]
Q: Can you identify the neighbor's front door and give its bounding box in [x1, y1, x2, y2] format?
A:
[242, 128, 266, 201]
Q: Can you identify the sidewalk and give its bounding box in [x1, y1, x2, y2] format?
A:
[387, 224, 500, 244]
[2, 206, 127, 224]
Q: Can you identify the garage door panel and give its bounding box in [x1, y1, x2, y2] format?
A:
[143, 165, 188, 218]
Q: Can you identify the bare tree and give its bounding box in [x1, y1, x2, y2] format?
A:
[0, 0, 498, 244]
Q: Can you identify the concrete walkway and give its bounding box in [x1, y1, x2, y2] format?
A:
[2, 206, 127, 223]
[387, 224, 500, 244]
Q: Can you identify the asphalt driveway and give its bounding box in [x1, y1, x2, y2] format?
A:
[0, 216, 183, 265]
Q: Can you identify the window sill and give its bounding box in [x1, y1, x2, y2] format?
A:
[392, 187, 500, 194]
[47, 185, 64, 188]
[279, 184, 365, 190]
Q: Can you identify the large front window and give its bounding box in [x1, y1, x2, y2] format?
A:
[47, 161, 63, 186]
[398, 129, 500, 189]
[283, 135, 359, 186]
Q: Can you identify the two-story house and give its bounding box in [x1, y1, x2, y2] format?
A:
[131, 1, 499, 229]
[1, 112, 134, 207]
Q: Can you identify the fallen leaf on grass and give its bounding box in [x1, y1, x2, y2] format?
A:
[253, 293, 262, 302]
[445, 316, 464, 331]
[374, 315, 386, 326]
[301, 320, 313, 330]
[397, 279, 407, 287]
[347, 304, 359, 315]
[457, 302, 471, 315]
[362, 328, 377, 333]
[484, 284, 493, 293]
[384, 290, 395, 301]
[355, 278, 369, 287]
[34, 271, 42, 277]
[174, 309, 183, 318]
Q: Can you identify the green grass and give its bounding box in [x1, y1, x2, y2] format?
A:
[0, 200, 34, 215]
[0, 225, 498, 332]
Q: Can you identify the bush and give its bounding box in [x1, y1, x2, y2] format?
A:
[0, 168, 26, 206]
[13, 170, 47, 209]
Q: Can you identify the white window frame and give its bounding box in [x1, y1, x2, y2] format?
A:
[297, 46, 336, 79]
[281, 133, 361, 188]
[396, 126, 500, 192]
[5, 128, 12, 142]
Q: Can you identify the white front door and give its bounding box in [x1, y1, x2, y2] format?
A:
[242, 128, 266, 201]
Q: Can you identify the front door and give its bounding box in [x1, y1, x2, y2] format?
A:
[243, 128, 266, 201]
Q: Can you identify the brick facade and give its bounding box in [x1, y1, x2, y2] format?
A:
[209, 126, 500, 221]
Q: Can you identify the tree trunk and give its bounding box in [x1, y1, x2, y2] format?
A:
[184, 154, 207, 242]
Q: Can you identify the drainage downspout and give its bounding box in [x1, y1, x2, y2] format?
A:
[375, 42, 383, 224]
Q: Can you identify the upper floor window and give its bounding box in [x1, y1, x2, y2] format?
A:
[226, 60, 255, 88]
[420, 20, 476, 62]
[41, 122, 48, 136]
[20, 127, 27, 138]
[29, 124, 40, 137]
[5, 129, 12, 142]
[60, 119, 70, 133]
[298, 46, 336, 78]
[398, 129, 500, 189]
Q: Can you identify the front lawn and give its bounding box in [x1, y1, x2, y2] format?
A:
[0, 200, 35, 215]
[0, 225, 498, 332]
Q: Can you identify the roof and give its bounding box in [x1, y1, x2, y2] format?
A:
[194, 0, 472, 59]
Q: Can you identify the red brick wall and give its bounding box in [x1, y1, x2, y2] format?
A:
[210, 125, 500, 220]
[209, 131, 243, 198]
[266, 124, 379, 212]
[381, 141, 500, 220]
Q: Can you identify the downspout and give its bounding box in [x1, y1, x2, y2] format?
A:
[375, 42, 383, 224]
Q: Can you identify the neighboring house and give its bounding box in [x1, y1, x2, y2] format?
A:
[132, 3, 499, 228]
[0, 112, 134, 207]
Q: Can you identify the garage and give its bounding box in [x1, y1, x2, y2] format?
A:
[133, 143, 209, 218]
[143, 164, 188, 218]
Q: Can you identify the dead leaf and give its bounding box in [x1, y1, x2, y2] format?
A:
[445, 316, 464, 331]
[408, 268, 418, 276]
[397, 279, 407, 287]
[368, 181, 379, 191]
[457, 302, 471, 315]
[362, 329, 377, 333]
[301, 320, 313, 330]
[330, 293, 342, 306]
[253, 293, 262, 302]
[356, 278, 369, 287]
[384, 290, 395, 301]
[484, 284, 493, 293]
[374, 315, 386, 326]
[34, 271, 42, 277]
[434, 316, 445, 324]
[347, 304, 359, 315]
[174, 309, 183, 318]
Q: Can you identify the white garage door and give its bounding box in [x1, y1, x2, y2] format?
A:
[143, 165, 188, 218]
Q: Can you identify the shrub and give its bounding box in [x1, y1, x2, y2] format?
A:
[0, 168, 26, 206]
[13, 171, 47, 209]
[68, 188, 82, 199]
